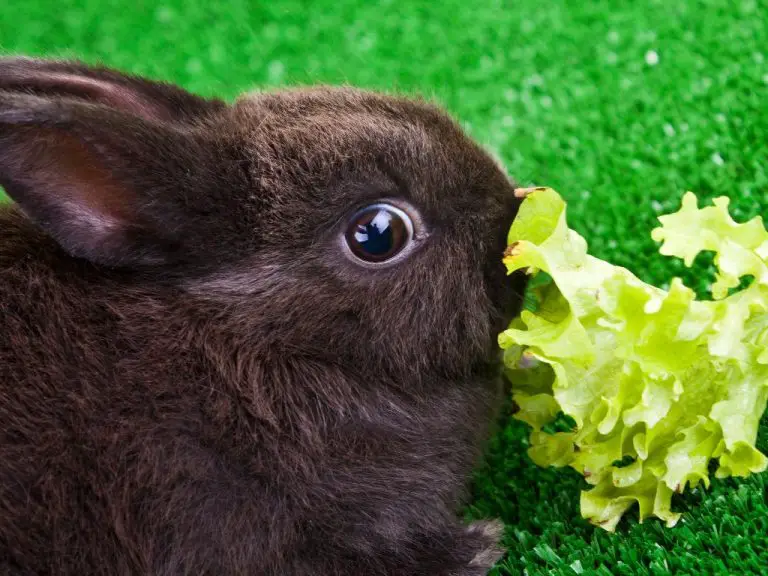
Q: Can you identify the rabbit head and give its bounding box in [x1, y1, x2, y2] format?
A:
[0, 57, 526, 389]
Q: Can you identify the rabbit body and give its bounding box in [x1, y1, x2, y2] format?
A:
[0, 58, 525, 576]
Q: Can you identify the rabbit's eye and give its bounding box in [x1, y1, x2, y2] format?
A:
[344, 203, 414, 264]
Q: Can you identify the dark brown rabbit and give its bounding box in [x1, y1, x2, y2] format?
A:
[0, 57, 526, 576]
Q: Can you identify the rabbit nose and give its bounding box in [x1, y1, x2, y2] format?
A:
[497, 185, 537, 241]
[498, 185, 544, 246]
[512, 186, 547, 201]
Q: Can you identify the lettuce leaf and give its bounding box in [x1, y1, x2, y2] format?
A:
[500, 188, 768, 532]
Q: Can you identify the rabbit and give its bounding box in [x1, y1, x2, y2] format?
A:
[0, 56, 527, 576]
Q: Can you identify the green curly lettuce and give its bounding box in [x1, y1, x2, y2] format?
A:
[500, 187, 768, 532]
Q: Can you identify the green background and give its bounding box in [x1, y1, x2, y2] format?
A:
[2, 0, 767, 573]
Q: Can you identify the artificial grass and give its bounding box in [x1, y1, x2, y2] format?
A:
[1, 0, 767, 573]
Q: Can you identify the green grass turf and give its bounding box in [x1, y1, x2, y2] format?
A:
[2, 0, 767, 573]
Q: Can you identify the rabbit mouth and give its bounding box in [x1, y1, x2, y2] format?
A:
[488, 268, 528, 336]
[486, 207, 529, 335]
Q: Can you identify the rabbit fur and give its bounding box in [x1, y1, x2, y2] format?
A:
[0, 57, 527, 576]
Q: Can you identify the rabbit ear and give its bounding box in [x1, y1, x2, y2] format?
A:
[0, 91, 214, 268]
[0, 57, 225, 123]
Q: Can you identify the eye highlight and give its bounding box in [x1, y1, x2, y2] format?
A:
[344, 203, 414, 264]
